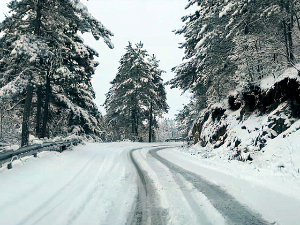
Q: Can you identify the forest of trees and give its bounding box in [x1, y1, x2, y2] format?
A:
[171, 0, 300, 136]
[1, 0, 299, 145]
[0, 0, 169, 145]
[104, 42, 168, 142]
[0, 0, 113, 145]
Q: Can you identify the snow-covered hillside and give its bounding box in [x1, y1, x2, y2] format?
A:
[188, 65, 300, 177]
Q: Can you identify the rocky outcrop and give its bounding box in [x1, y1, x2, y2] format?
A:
[190, 77, 300, 161]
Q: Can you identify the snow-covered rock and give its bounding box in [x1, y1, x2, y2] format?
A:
[189, 66, 300, 165]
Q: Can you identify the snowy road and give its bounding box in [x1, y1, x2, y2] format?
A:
[130, 146, 269, 225]
[0, 142, 299, 225]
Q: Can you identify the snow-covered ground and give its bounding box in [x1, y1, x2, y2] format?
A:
[176, 113, 300, 207]
[0, 143, 139, 225]
[0, 142, 299, 225]
[159, 146, 300, 225]
[132, 145, 228, 224]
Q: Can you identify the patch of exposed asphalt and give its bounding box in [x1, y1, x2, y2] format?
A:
[149, 147, 272, 225]
[128, 148, 169, 225]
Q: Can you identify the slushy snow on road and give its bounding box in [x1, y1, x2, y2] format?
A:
[0, 142, 299, 225]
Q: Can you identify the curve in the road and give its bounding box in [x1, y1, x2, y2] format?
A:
[129, 148, 169, 225]
[150, 147, 272, 225]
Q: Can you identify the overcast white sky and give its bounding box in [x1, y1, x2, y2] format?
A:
[0, 0, 191, 118]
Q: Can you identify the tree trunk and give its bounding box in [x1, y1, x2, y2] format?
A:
[148, 102, 153, 143]
[41, 72, 50, 138]
[34, 0, 43, 36]
[131, 109, 135, 135]
[131, 105, 139, 138]
[36, 85, 42, 137]
[32, 0, 43, 139]
[287, 17, 294, 61]
[135, 109, 139, 136]
[21, 84, 34, 146]
[21, 0, 43, 146]
[0, 107, 3, 140]
[282, 0, 294, 63]
[283, 20, 290, 61]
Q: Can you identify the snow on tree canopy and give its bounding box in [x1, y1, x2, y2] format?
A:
[0, 76, 28, 102]
[11, 35, 52, 62]
[219, 2, 235, 18]
[73, 0, 114, 49]
[0, 0, 114, 140]
[104, 42, 168, 141]
[171, 0, 300, 145]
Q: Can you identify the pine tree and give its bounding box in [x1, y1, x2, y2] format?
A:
[147, 55, 168, 142]
[105, 42, 168, 141]
[0, 0, 113, 145]
[169, 0, 239, 105]
[157, 118, 182, 142]
[172, 0, 300, 143]
[231, 0, 300, 84]
[175, 96, 205, 140]
[171, 0, 300, 105]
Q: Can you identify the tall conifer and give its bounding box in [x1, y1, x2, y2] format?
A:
[105, 42, 168, 141]
[0, 0, 113, 144]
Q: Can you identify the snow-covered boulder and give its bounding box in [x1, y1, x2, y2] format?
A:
[190, 71, 300, 161]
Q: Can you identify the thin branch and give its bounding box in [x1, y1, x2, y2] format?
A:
[6, 97, 26, 111]
[292, 9, 300, 31]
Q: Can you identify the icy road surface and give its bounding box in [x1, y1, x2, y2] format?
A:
[0, 142, 299, 225]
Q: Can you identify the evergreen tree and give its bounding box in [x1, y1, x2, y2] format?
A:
[105, 42, 168, 141]
[171, 0, 300, 140]
[0, 0, 113, 145]
[169, 0, 238, 105]
[231, 0, 300, 85]
[175, 96, 204, 140]
[170, 0, 300, 105]
[157, 118, 182, 142]
[147, 55, 168, 142]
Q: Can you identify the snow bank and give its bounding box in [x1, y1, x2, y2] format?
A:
[158, 147, 300, 225]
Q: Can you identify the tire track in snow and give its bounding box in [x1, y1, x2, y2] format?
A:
[145, 152, 212, 225]
[67, 148, 131, 225]
[150, 147, 271, 225]
[28, 145, 137, 225]
[17, 153, 99, 225]
[65, 149, 118, 225]
[129, 148, 169, 225]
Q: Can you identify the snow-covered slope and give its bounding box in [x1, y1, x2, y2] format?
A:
[189, 65, 300, 177]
